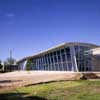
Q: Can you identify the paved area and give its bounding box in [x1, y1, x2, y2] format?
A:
[0, 71, 81, 89]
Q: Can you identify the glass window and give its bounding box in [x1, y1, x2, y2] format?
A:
[45, 55, 48, 64]
[74, 46, 78, 53]
[54, 56, 57, 63]
[50, 53, 53, 56]
[68, 63, 72, 71]
[63, 63, 67, 71]
[51, 57, 53, 63]
[54, 51, 56, 55]
[58, 56, 61, 62]
[62, 55, 66, 62]
[67, 54, 71, 61]
[48, 57, 50, 64]
[40, 57, 42, 63]
[65, 47, 70, 53]
[61, 49, 64, 55]
[43, 56, 45, 64]
[57, 50, 60, 56]
[39, 58, 41, 64]
[55, 64, 58, 70]
[59, 63, 62, 71]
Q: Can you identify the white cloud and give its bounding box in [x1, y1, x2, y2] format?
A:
[6, 13, 15, 17]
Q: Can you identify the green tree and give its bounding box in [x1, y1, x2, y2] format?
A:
[0, 60, 3, 71]
[26, 59, 33, 70]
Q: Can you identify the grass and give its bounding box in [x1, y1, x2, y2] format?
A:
[0, 80, 100, 100]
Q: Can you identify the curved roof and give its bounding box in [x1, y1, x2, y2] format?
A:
[17, 42, 99, 63]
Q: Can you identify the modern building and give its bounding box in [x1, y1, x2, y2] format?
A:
[17, 42, 100, 72]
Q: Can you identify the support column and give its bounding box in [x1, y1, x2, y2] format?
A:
[64, 47, 68, 71]
[56, 51, 59, 71]
[41, 56, 44, 70]
[35, 59, 37, 70]
[46, 54, 49, 71]
[43, 56, 46, 70]
[70, 46, 78, 72]
[52, 52, 56, 71]
[49, 53, 52, 71]
[44, 56, 46, 70]
[39, 57, 42, 71]
[60, 49, 64, 71]
[37, 58, 40, 70]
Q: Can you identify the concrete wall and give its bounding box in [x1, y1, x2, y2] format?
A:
[92, 48, 100, 55]
[92, 56, 100, 71]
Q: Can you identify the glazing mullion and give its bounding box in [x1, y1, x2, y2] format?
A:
[64, 47, 68, 71]
[60, 49, 64, 71]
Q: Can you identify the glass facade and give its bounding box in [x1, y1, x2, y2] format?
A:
[17, 42, 100, 72]
[28, 45, 94, 71]
[74, 46, 92, 71]
[27, 45, 92, 72]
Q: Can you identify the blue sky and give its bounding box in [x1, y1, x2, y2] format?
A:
[0, 0, 100, 61]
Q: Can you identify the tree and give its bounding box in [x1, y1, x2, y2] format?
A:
[26, 59, 33, 70]
[4, 57, 16, 65]
[4, 57, 16, 72]
[0, 60, 3, 71]
[0, 60, 2, 64]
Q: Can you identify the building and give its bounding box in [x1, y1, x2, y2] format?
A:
[17, 42, 100, 72]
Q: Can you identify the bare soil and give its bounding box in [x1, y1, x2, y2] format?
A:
[0, 71, 81, 89]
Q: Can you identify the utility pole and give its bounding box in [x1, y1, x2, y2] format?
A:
[10, 49, 12, 59]
[9, 49, 12, 65]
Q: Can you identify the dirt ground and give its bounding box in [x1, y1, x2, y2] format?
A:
[0, 71, 81, 89]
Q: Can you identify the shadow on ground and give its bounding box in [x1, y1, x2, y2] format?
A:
[81, 73, 100, 80]
[0, 80, 22, 83]
[0, 93, 47, 100]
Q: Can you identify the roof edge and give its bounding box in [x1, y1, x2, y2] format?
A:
[17, 42, 99, 63]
